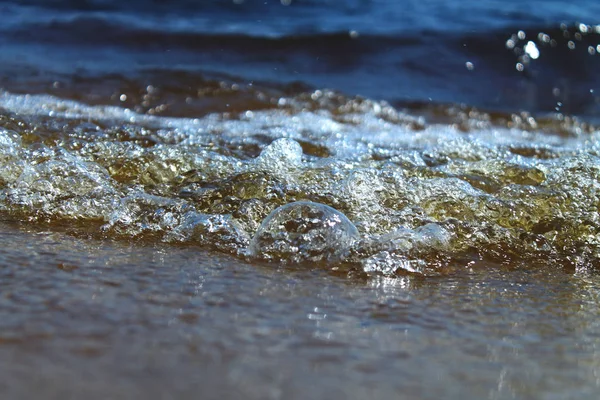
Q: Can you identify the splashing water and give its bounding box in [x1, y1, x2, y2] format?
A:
[0, 88, 599, 276]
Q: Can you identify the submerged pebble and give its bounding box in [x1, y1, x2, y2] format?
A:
[248, 201, 359, 264]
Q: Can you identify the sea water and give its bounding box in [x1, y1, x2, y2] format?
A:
[1, 1, 600, 399]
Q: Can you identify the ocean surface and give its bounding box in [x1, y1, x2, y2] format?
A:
[1, 0, 600, 399]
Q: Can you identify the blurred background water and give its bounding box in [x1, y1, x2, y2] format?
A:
[1, 0, 599, 116]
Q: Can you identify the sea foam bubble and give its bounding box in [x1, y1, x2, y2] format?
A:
[248, 201, 359, 264]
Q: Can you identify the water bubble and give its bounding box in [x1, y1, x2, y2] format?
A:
[255, 138, 303, 180]
[166, 212, 250, 253]
[362, 251, 425, 275]
[256, 138, 302, 168]
[248, 201, 359, 264]
[0, 129, 24, 184]
[414, 223, 451, 249]
[341, 169, 383, 205]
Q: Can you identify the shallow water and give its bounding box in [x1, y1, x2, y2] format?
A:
[1, 0, 600, 398]
[2, 220, 600, 399]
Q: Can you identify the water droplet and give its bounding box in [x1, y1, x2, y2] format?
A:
[524, 41, 539, 59]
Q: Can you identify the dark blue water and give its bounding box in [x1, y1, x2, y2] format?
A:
[1, 0, 599, 116]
